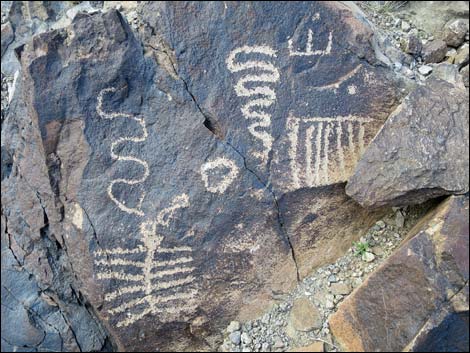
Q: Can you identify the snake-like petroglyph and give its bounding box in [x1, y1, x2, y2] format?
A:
[287, 115, 373, 190]
[97, 87, 150, 217]
[94, 194, 197, 328]
[226, 45, 280, 163]
[200, 157, 239, 194]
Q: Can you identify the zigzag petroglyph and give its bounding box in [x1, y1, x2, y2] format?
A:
[94, 194, 197, 328]
[226, 45, 280, 162]
[287, 115, 373, 189]
[97, 87, 150, 217]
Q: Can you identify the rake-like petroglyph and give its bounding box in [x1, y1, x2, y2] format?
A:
[287, 115, 373, 189]
[200, 157, 240, 194]
[288, 14, 333, 57]
[226, 45, 280, 163]
[97, 87, 150, 217]
[94, 194, 197, 328]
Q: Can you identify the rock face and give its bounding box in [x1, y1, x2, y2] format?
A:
[2, 2, 404, 351]
[346, 78, 469, 208]
[139, 1, 403, 278]
[329, 195, 469, 352]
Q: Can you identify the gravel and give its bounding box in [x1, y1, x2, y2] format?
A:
[220, 204, 433, 352]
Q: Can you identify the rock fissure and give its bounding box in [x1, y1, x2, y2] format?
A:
[3, 211, 24, 267]
[180, 74, 301, 283]
[149, 38, 302, 282]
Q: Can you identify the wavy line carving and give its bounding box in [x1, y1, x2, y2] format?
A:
[97, 87, 150, 216]
[226, 46, 280, 162]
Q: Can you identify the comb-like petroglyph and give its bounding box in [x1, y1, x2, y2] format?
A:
[96, 87, 150, 217]
[94, 194, 197, 328]
[200, 157, 240, 194]
[226, 46, 280, 163]
[287, 115, 373, 190]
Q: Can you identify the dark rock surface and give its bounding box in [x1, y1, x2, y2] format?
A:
[346, 78, 469, 208]
[329, 195, 470, 352]
[139, 1, 401, 278]
[1, 46, 113, 352]
[2, 2, 405, 351]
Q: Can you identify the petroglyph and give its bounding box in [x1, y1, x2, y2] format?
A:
[288, 28, 333, 57]
[200, 157, 240, 194]
[156, 194, 190, 227]
[96, 87, 150, 217]
[347, 84, 357, 95]
[311, 65, 362, 92]
[94, 194, 196, 328]
[287, 115, 373, 189]
[226, 46, 280, 162]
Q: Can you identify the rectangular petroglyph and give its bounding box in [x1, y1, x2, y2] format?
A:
[287, 115, 373, 189]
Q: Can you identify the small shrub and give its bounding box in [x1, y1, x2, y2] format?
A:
[353, 241, 370, 257]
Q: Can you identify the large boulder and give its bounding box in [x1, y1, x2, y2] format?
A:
[329, 195, 469, 352]
[2, 2, 403, 351]
[139, 1, 402, 278]
[346, 78, 469, 208]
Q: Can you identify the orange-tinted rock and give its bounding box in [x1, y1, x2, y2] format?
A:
[329, 195, 469, 352]
[289, 297, 323, 332]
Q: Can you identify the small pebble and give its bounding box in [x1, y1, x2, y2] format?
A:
[401, 20, 411, 32]
[230, 331, 241, 345]
[395, 210, 405, 228]
[418, 65, 433, 76]
[362, 252, 376, 263]
[376, 220, 386, 229]
[227, 321, 241, 333]
[394, 62, 403, 71]
[241, 332, 252, 345]
[327, 274, 338, 283]
[273, 337, 284, 349]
